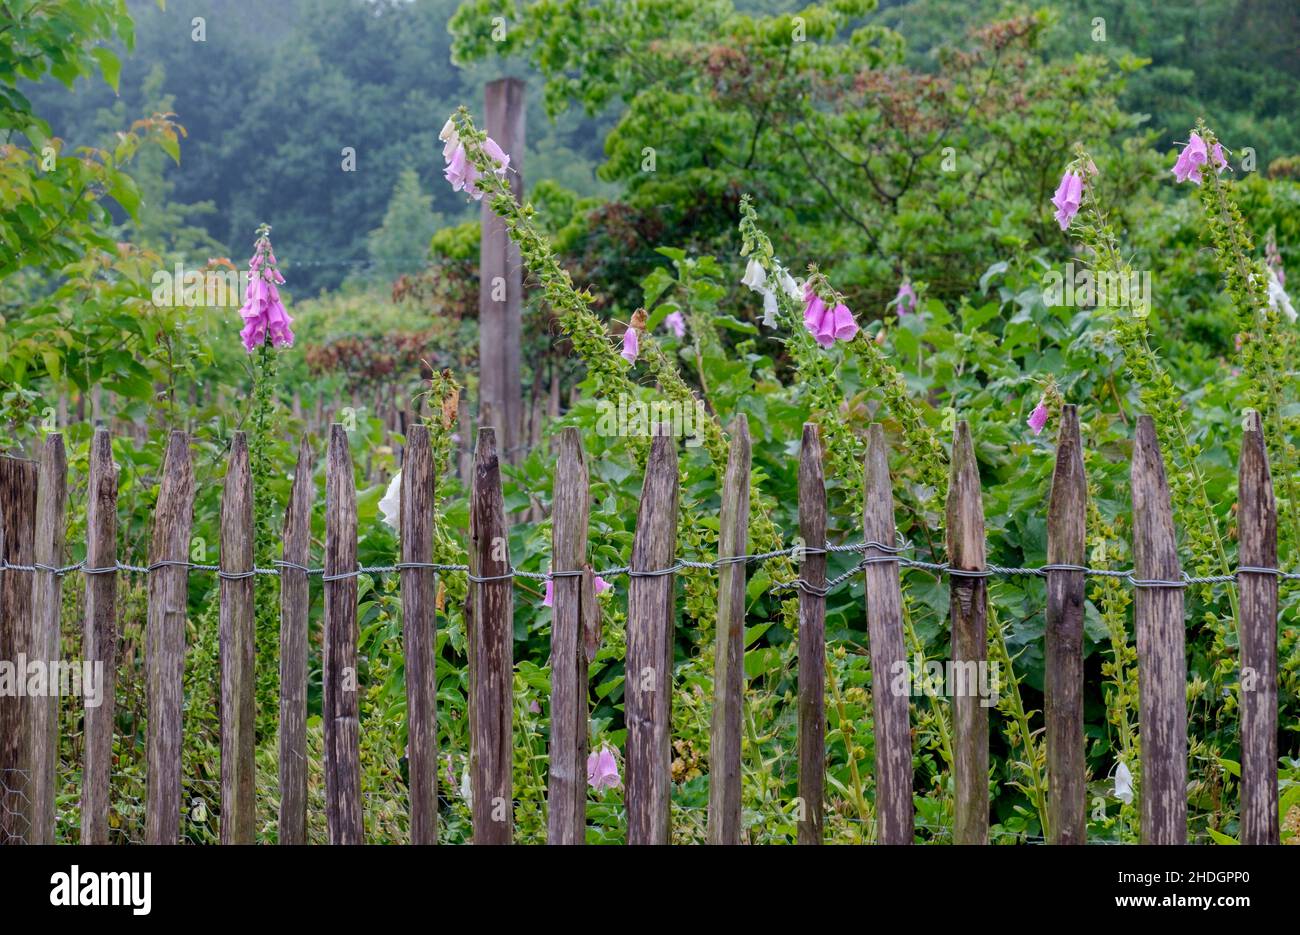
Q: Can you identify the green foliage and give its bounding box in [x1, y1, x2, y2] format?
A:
[365, 167, 440, 280]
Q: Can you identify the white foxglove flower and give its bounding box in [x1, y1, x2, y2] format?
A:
[1113, 760, 1134, 804]
[741, 257, 767, 292]
[1267, 268, 1296, 322]
[761, 288, 779, 328]
[439, 118, 460, 162]
[459, 763, 473, 811]
[778, 268, 801, 302]
[379, 470, 402, 532]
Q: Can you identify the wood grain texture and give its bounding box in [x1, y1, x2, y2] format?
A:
[946, 420, 988, 845]
[324, 424, 363, 844]
[479, 78, 526, 461]
[0, 454, 36, 843]
[145, 431, 194, 844]
[278, 437, 312, 845]
[796, 424, 826, 845]
[28, 438, 66, 844]
[468, 427, 513, 844]
[708, 415, 751, 845]
[1045, 405, 1086, 845]
[625, 430, 679, 845]
[1130, 414, 1187, 845]
[1237, 410, 1278, 845]
[547, 427, 589, 845]
[401, 426, 439, 844]
[863, 424, 913, 844]
[80, 430, 117, 845]
[220, 432, 256, 844]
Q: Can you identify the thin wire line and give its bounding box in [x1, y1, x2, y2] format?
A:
[4, 534, 1299, 600]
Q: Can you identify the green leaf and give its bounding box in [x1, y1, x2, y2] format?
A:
[107, 174, 140, 218]
[714, 315, 758, 335]
[90, 47, 121, 93]
[41, 349, 62, 381]
[159, 133, 181, 165]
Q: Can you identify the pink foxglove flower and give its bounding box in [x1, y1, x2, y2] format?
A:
[1027, 397, 1050, 435]
[895, 280, 917, 316]
[543, 569, 613, 605]
[443, 143, 475, 193]
[587, 743, 621, 791]
[442, 127, 510, 201]
[802, 284, 858, 348]
[482, 137, 511, 175]
[1051, 170, 1084, 231]
[1172, 133, 1228, 185]
[830, 303, 859, 342]
[621, 325, 639, 363]
[238, 227, 294, 351]
[803, 288, 827, 337]
[664, 311, 686, 338]
[543, 573, 612, 607]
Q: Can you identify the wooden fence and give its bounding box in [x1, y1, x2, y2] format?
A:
[0, 406, 1283, 844]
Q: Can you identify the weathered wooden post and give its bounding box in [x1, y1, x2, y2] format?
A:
[220, 432, 256, 844]
[145, 431, 195, 844]
[863, 424, 912, 844]
[1130, 415, 1186, 845]
[324, 425, 363, 844]
[796, 424, 826, 845]
[468, 427, 513, 844]
[947, 421, 988, 845]
[401, 426, 438, 844]
[1045, 405, 1086, 844]
[625, 430, 679, 845]
[708, 416, 751, 845]
[548, 428, 590, 844]
[0, 453, 36, 843]
[278, 438, 312, 845]
[1237, 410, 1278, 845]
[29, 438, 66, 845]
[80, 430, 118, 845]
[479, 77, 526, 463]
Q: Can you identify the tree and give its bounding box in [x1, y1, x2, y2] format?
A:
[449, 0, 1147, 311]
[364, 166, 441, 281]
[1, 0, 185, 442]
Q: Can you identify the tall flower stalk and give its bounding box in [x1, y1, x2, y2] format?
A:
[1066, 149, 1239, 626]
[1194, 124, 1300, 549]
[237, 223, 295, 737]
[444, 108, 800, 638]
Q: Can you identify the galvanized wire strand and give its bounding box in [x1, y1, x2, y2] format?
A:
[5, 533, 1300, 598]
